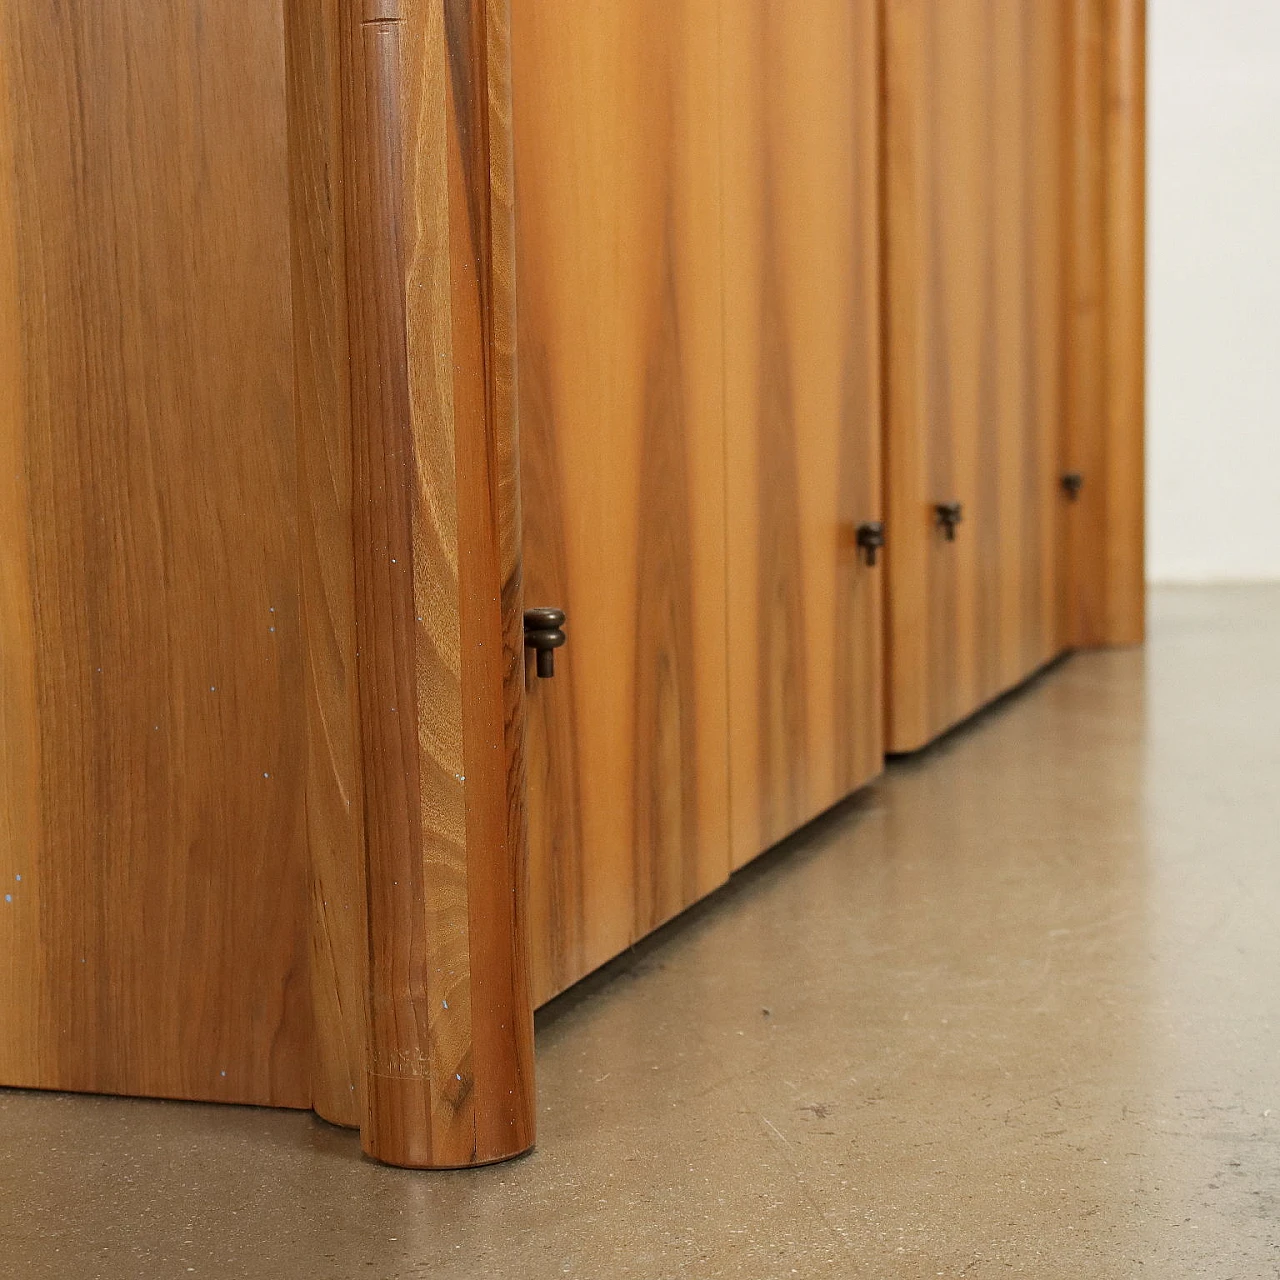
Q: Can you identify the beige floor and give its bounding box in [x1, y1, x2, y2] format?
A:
[3, 585, 1278, 1279]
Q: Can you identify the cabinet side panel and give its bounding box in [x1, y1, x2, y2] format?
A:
[0, 2, 311, 1106]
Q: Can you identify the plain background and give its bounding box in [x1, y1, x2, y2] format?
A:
[1148, 0, 1280, 582]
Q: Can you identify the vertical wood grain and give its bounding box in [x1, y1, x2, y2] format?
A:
[301, 0, 533, 1168]
[883, 0, 1068, 754]
[0, 2, 311, 1106]
[285, 0, 368, 1131]
[881, 0, 932, 750]
[342, 0, 448, 1169]
[452, 0, 534, 1167]
[1062, 0, 1107, 650]
[1025, 2, 1070, 671]
[1100, 0, 1146, 644]
[513, 0, 731, 1005]
[1062, 0, 1146, 648]
[0, 9, 41, 1087]
[721, 0, 884, 867]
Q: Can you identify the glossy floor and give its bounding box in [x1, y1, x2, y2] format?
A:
[3, 586, 1278, 1278]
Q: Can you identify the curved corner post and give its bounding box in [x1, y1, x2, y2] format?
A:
[285, 0, 369, 1134]
[288, 0, 535, 1169]
[1063, 0, 1146, 648]
[1100, 0, 1146, 645]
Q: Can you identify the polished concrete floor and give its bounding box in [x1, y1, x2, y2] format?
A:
[3, 586, 1278, 1279]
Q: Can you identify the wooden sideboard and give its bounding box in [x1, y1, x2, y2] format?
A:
[0, 0, 1145, 1168]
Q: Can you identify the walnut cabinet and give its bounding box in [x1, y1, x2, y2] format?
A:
[0, 0, 1144, 1167]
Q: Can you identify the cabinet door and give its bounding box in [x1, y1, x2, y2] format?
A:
[883, 0, 1067, 752]
[514, 0, 730, 1004]
[722, 0, 883, 866]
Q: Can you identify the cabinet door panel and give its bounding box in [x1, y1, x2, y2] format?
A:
[883, 0, 1067, 752]
[514, 0, 730, 1004]
[722, 0, 883, 866]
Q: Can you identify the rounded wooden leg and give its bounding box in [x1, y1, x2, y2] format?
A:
[288, 0, 536, 1169]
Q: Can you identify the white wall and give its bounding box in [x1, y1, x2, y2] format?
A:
[1148, 1, 1280, 582]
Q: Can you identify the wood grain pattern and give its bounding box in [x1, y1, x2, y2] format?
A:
[1061, 0, 1146, 648]
[1, 0, 531, 1168]
[721, 0, 884, 867]
[1061, 0, 1107, 651]
[285, 0, 368, 1131]
[1100, 0, 1146, 644]
[303, 0, 534, 1167]
[882, 0, 1069, 753]
[513, 0, 732, 1005]
[0, 2, 311, 1105]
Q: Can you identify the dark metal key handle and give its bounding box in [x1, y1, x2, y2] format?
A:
[524, 608, 567, 679]
[856, 521, 886, 567]
[935, 502, 964, 542]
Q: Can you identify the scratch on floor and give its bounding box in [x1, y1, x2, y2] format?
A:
[761, 1116, 790, 1146]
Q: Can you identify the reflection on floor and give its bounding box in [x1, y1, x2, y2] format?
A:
[3, 587, 1278, 1279]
